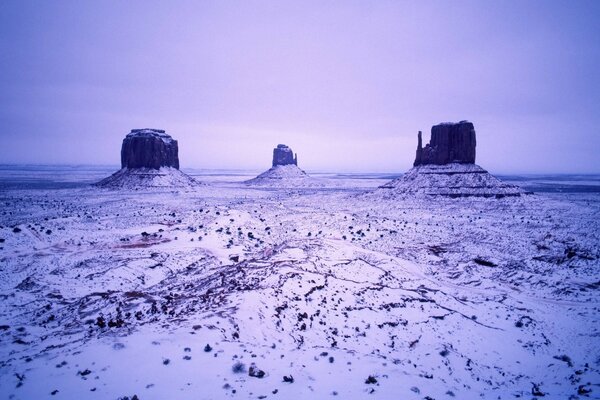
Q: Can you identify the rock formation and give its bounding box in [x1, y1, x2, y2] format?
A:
[414, 121, 476, 166]
[272, 144, 297, 167]
[246, 144, 322, 187]
[121, 129, 180, 169]
[95, 129, 197, 189]
[378, 121, 527, 198]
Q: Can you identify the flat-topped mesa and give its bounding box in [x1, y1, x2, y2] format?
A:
[414, 121, 476, 166]
[272, 144, 298, 167]
[121, 129, 179, 169]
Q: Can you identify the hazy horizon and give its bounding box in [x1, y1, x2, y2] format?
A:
[1, 1, 599, 174]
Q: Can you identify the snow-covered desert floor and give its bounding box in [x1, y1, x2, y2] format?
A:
[0, 169, 599, 399]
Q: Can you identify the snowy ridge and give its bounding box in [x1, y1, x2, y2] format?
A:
[94, 167, 199, 189]
[377, 163, 527, 198]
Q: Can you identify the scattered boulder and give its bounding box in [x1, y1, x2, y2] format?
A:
[248, 363, 265, 378]
[531, 383, 545, 396]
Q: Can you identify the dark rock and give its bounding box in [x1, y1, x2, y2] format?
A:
[248, 363, 265, 378]
[272, 144, 297, 167]
[531, 383, 545, 396]
[95, 128, 197, 188]
[414, 121, 476, 166]
[553, 354, 573, 367]
[473, 258, 497, 267]
[578, 385, 592, 395]
[121, 129, 179, 169]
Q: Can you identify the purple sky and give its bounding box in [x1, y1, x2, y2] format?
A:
[1, 1, 599, 173]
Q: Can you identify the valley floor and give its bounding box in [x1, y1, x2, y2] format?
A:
[0, 178, 599, 399]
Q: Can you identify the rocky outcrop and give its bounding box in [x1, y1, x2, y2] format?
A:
[272, 144, 297, 167]
[377, 121, 527, 198]
[246, 144, 324, 187]
[414, 121, 476, 166]
[121, 129, 179, 169]
[95, 129, 197, 189]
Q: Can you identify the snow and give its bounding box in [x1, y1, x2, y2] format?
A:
[245, 165, 325, 188]
[126, 129, 174, 144]
[437, 120, 471, 126]
[95, 167, 199, 189]
[377, 163, 527, 197]
[0, 169, 599, 399]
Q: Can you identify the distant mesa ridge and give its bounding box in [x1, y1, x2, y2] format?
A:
[121, 128, 179, 170]
[414, 120, 476, 166]
[273, 144, 298, 167]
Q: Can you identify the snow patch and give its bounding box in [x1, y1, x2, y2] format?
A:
[376, 163, 527, 198]
[94, 167, 199, 189]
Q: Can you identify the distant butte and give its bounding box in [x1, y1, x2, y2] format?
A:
[378, 121, 527, 198]
[414, 121, 476, 166]
[121, 128, 180, 169]
[272, 144, 298, 167]
[95, 129, 196, 189]
[246, 144, 318, 187]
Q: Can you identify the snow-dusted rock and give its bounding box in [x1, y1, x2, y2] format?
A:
[378, 121, 527, 197]
[121, 128, 179, 169]
[414, 121, 476, 166]
[247, 145, 321, 187]
[272, 144, 297, 167]
[95, 129, 198, 188]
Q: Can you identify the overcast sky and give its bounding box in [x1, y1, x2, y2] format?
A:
[1, 0, 599, 173]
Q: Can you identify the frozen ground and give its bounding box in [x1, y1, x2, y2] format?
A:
[95, 168, 199, 189]
[377, 164, 526, 198]
[0, 168, 599, 399]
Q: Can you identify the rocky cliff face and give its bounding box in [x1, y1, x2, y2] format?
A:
[379, 120, 526, 197]
[414, 121, 476, 166]
[272, 144, 297, 167]
[121, 129, 179, 169]
[95, 129, 196, 188]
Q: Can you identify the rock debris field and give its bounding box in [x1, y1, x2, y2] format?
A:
[0, 176, 599, 399]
